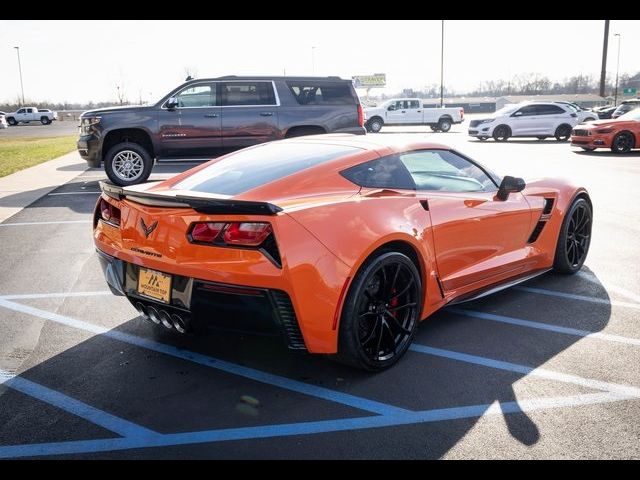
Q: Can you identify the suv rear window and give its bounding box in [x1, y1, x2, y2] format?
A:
[175, 142, 361, 196]
[287, 82, 354, 105]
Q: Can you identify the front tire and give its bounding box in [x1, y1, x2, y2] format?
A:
[537, 136, 547, 140]
[7, 117, 17, 126]
[332, 251, 422, 371]
[555, 124, 572, 142]
[492, 125, 510, 141]
[553, 197, 592, 274]
[610, 132, 635, 154]
[40, 116, 51, 125]
[104, 142, 153, 186]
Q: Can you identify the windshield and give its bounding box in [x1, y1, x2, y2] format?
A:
[619, 109, 640, 121]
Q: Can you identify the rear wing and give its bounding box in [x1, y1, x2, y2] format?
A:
[99, 181, 283, 215]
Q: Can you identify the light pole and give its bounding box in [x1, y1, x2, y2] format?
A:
[311, 46, 316, 75]
[14, 46, 25, 105]
[440, 20, 444, 108]
[614, 33, 621, 105]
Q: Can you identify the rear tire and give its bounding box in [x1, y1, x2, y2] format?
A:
[430, 125, 438, 132]
[492, 125, 510, 141]
[331, 251, 422, 371]
[437, 117, 452, 132]
[553, 197, 592, 274]
[104, 142, 153, 186]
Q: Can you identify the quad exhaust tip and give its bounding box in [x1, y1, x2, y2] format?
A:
[135, 302, 188, 333]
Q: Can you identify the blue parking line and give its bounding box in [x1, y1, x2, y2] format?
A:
[0, 298, 409, 417]
[448, 308, 640, 346]
[0, 391, 625, 459]
[0, 370, 157, 438]
[514, 286, 640, 310]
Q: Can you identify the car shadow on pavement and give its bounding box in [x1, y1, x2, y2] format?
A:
[0, 267, 613, 458]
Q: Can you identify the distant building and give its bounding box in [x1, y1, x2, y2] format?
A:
[495, 94, 607, 110]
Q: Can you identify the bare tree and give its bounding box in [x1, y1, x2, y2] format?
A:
[184, 66, 198, 81]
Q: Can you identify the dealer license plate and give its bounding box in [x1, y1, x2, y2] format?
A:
[137, 268, 172, 303]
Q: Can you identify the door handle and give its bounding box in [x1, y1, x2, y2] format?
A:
[204, 113, 219, 118]
[260, 112, 274, 116]
[401, 110, 406, 113]
[417, 110, 422, 113]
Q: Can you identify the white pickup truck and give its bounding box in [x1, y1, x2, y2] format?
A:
[364, 98, 464, 133]
[6, 107, 58, 126]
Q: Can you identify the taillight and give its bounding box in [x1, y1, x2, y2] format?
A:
[357, 104, 364, 127]
[190, 222, 226, 243]
[223, 222, 273, 246]
[460, 107, 464, 120]
[189, 222, 272, 247]
[99, 198, 121, 226]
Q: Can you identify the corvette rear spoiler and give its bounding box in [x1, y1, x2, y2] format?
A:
[99, 181, 283, 215]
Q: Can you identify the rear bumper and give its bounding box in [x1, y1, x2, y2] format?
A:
[96, 248, 306, 350]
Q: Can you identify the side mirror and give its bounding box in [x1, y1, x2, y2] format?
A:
[496, 176, 526, 201]
[387, 105, 396, 111]
[166, 97, 178, 110]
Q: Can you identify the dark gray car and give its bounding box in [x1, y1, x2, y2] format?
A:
[77, 76, 366, 185]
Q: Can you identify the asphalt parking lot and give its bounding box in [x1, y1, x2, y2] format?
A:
[0, 120, 78, 138]
[1, 124, 639, 459]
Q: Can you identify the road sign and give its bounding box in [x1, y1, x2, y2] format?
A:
[623, 87, 637, 96]
[352, 74, 386, 88]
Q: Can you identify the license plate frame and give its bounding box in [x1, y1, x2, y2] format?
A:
[137, 267, 172, 304]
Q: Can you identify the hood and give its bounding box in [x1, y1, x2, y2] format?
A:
[582, 118, 637, 129]
[80, 105, 153, 117]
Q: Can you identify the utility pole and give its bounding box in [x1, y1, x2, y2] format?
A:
[440, 20, 444, 108]
[599, 20, 609, 98]
[614, 33, 621, 105]
[14, 46, 25, 105]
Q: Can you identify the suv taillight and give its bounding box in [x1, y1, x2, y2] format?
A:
[357, 104, 364, 128]
[99, 198, 121, 227]
[460, 107, 464, 120]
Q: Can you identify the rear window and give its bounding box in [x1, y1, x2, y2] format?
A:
[175, 142, 362, 196]
[287, 82, 354, 105]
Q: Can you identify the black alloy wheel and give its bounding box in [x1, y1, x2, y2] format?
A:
[555, 124, 572, 141]
[493, 125, 510, 141]
[333, 251, 421, 370]
[611, 132, 635, 154]
[553, 198, 592, 274]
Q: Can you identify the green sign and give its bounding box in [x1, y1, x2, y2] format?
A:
[623, 87, 637, 96]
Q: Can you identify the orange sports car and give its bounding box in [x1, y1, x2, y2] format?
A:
[94, 135, 592, 370]
[571, 108, 640, 153]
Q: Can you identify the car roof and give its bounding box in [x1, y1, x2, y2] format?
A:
[187, 75, 349, 82]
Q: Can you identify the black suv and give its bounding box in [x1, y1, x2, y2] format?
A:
[77, 76, 366, 185]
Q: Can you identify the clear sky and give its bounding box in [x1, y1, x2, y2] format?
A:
[1, 20, 638, 104]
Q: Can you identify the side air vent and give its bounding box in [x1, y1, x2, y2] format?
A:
[543, 198, 555, 215]
[527, 221, 546, 243]
[271, 290, 306, 350]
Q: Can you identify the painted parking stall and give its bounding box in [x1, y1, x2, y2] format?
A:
[1, 134, 639, 459]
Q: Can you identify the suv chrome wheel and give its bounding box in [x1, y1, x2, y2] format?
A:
[112, 150, 144, 181]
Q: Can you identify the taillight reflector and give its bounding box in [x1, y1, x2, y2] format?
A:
[357, 104, 364, 127]
[99, 198, 121, 226]
[190, 222, 226, 243]
[223, 222, 272, 246]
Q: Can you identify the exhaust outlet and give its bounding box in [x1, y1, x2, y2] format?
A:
[171, 314, 188, 334]
[134, 302, 150, 321]
[159, 310, 174, 330]
[147, 306, 161, 325]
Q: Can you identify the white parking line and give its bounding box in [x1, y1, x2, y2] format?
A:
[0, 220, 91, 227]
[514, 286, 640, 310]
[576, 270, 640, 304]
[47, 192, 100, 196]
[0, 291, 111, 300]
